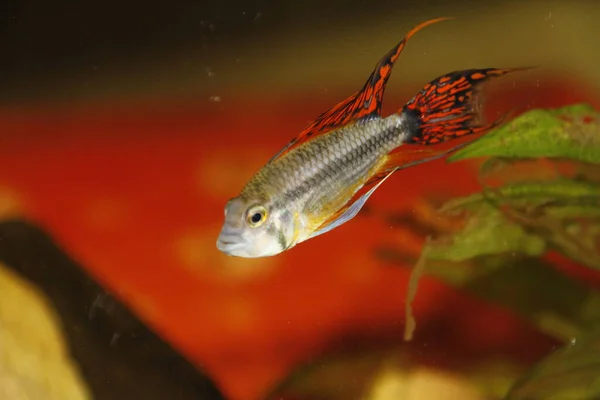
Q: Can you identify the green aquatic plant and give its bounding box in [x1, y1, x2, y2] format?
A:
[504, 329, 600, 400]
[267, 104, 600, 400]
[435, 103, 600, 269]
[449, 104, 600, 164]
[406, 103, 600, 398]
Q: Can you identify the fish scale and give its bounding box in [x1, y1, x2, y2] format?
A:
[242, 114, 407, 215]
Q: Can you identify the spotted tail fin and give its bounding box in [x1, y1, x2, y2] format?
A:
[402, 67, 532, 146]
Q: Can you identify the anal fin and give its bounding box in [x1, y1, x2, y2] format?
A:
[307, 169, 396, 239]
[306, 142, 471, 239]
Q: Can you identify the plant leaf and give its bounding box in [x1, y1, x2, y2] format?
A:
[504, 330, 600, 400]
[434, 177, 600, 270]
[426, 202, 547, 263]
[449, 104, 600, 164]
[440, 180, 600, 214]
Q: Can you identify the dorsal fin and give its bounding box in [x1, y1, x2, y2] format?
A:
[269, 17, 451, 163]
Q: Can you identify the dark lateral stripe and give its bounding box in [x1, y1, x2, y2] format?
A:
[278, 124, 398, 206]
[277, 228, 288, 250]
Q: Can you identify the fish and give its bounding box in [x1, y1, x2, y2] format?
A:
[217, 17, 529, 258]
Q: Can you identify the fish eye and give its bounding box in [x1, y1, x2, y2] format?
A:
[246, 205, 267, 228]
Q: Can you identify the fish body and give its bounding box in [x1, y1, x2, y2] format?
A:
[241, 115, 406, 240]
[217, 17, 528, 258]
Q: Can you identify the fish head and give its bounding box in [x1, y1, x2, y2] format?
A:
[216, 195, 299, 258]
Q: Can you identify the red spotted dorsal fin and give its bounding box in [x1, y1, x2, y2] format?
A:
[269, 17, 451, 164]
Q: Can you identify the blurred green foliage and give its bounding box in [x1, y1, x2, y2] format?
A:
[422, 103, 600, 398]
[267, 104, 600, 400]
[504, 330, 600, 400]
[449, 104, 600, 164]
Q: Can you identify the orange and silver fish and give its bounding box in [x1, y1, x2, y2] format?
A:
[217, 17, 527, 258]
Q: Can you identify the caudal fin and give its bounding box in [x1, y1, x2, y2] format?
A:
[402, 67, 532, 146]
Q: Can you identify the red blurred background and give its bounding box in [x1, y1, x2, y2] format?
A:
[2, 1, 600, 399]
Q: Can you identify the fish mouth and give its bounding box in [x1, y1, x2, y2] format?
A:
[216, 233, 248, 255]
